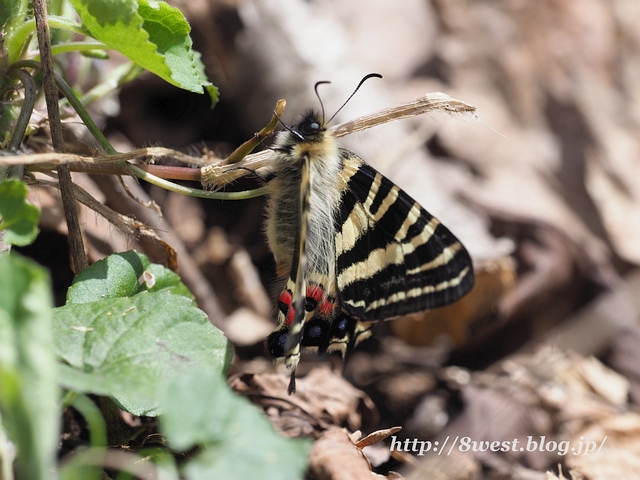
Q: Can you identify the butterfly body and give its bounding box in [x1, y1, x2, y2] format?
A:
[264, 110, 474, 393]
[266, 111, 342, 282]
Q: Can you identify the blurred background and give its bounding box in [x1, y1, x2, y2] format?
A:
[23, 0, 640, 477]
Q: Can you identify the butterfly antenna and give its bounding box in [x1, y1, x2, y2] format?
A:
[327, 73, 383, 124]
[314, 80, 331, 124]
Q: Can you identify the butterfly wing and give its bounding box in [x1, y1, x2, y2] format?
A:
[335, 150, 474, 321]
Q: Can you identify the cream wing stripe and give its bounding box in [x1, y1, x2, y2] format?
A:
[344, 266, 471, 313]
[337, 216, 442, 286]
[405, 242, 463, 275]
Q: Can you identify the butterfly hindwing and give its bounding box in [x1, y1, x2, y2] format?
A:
[335, 150, 474, 321]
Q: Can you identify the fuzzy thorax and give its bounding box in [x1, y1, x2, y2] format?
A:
[265, 112, 344, 289]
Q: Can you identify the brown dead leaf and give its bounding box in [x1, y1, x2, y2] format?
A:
[567, 413, 640, 479]
[355, 426, 403, 449]
[430, 347, 635, 474]
[309, 427, 404, 480]
[404, 450, 480, 480]
[229, 366, 378, 437]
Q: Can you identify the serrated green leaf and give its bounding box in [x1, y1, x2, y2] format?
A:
[54, 290, 232, 416]
[67, 250, 193, 303]
[161, 370, 310, 480]
[0, 178, 41, 246]
[0, 254, 58, 480]
[69, 0, 212, 93]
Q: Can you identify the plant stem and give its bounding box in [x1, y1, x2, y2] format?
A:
[6, 70, 36, 155]
[33, 0, 88, 273]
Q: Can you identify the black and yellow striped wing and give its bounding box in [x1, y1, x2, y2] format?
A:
[335, 150, 474, 321]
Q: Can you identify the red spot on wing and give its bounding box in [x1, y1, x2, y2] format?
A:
[279, 290, 292, 307]
[306, 284, 324, 302]
[279, 289, 296, 326]
[320, 298, 335, 316]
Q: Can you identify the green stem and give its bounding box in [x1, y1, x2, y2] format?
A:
[4, 69, 36, 179]
[61, 390, 78, 410]
[29, 41, 109, 60]
[71, 395, 107, 448]
[121, 163, 269, 199]
[80, 62, 143, 107]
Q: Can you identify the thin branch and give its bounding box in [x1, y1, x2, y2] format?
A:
[117, 174, 163, 218]
[33, 1, 63, 151]
[33, 0, 87, 273]
[2, 147, 210, 167]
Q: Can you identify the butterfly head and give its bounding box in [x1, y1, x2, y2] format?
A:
[292, 110, 326, 143]
[272, 110, 335, 162]
[290, 110, 327, 143]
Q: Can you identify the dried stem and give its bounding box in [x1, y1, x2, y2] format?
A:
[329, 92, 477, 138]
[223, 99, 286, 165]
[200, 99, 286, 188]
[33, 0, 87, 273]
[203, 92, 478, 189]
[2, 147, 209, 168]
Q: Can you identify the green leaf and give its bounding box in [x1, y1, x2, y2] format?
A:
[161, 370, 310, 480]
[69, 0, 212, 93]
[205, 84, 220, 108]
[54, 289, 232, 416]
[67, 250, 193, 303]
[58, 251, 223, 415]
[0, 254, 58, 480]
[0, 0, 28, 36]
[0, 178, 41, 246]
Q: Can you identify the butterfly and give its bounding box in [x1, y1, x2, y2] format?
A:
[262, 75, 474, 394]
